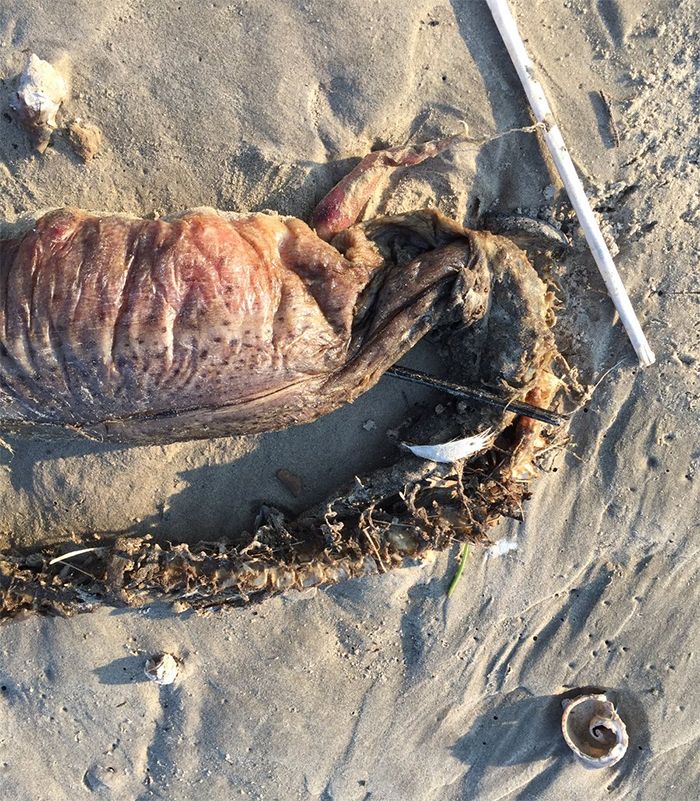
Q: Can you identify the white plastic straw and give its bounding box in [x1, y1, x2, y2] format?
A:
[48, 546, 104, 565]
[485, 0, 655, 367]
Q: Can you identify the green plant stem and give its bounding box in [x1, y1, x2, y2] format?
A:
[447, 542, 469, 598]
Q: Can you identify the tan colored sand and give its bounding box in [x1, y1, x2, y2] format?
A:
[0, 0, 698, 798]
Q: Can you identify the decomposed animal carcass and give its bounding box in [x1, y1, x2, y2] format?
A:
[0, 137, 566, 617]
[0, 138, 558, 445]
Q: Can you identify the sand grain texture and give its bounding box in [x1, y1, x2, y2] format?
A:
[0, 1, 698, 799]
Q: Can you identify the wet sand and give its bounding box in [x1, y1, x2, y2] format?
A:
[0, 1, 698, 798]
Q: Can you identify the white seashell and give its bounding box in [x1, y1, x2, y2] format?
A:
[14, 54, 68, 151]
[402, 428, 493, 464]
[144, 653, 180, 685]
[561, 693, 629, 768]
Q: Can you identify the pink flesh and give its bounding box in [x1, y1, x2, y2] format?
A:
[0, 138, 487, 442]
[0, 209, 377, 427]
[311, 137, 460, 241]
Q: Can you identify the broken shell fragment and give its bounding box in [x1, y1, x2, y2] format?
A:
[561, 693, 629, 768]
[14, 54, 68, 152]
[66, 119, 102, 162]
[402, 429, 493, 464]
[144, 653, 180, 685]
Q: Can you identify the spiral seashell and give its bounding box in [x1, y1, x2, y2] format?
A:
[561, 693, 629, 768]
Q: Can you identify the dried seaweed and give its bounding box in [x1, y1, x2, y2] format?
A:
[0, 418, 558, 619]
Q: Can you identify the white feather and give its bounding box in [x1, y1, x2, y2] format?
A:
[402, 428, 493, 464]
[487, 539, 518, 557]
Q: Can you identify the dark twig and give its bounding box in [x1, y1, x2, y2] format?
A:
[599, 90, 620, 148]
[385, 366, 566, 426]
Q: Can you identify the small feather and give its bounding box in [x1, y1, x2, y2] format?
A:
[487, 539, 518, 557]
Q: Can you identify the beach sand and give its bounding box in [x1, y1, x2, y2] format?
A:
[0, 0, 698, 798]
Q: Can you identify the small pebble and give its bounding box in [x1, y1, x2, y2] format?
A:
[276, 468, 303, 497]
[362, 419, 376, 431]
